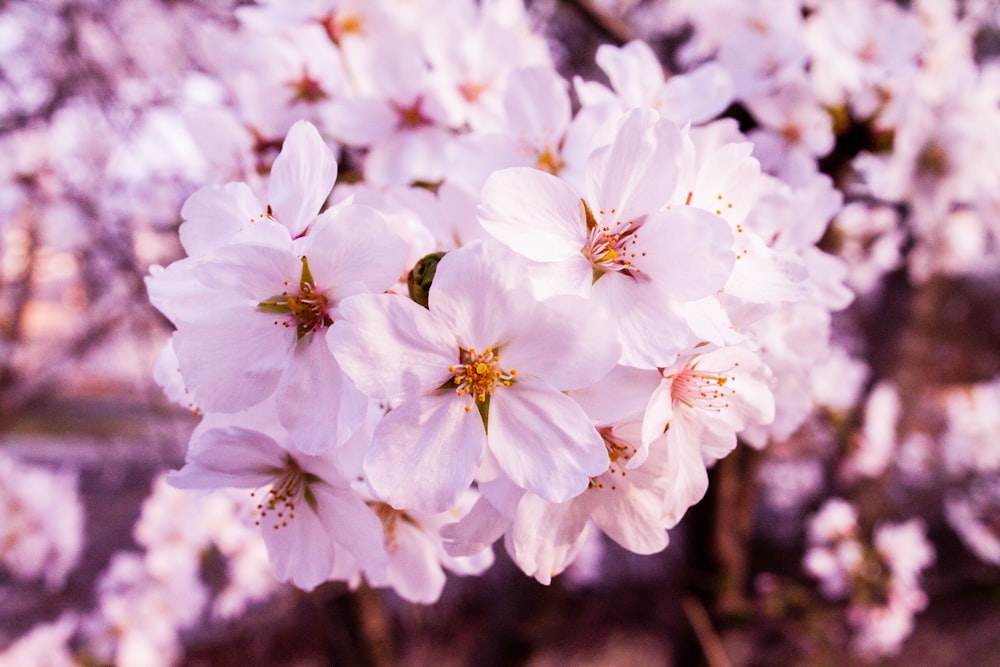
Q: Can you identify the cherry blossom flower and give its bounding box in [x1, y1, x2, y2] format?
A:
[0, 453, 85, 589]
[642, 345, 775, 468]
[169, 421, 388, 591]
[181, 119, 339, 251]
[478, 108, 735, 367]
[576, 40, 733, 127]
[168, 203, 405, 452]
[329, 240, 620, 512]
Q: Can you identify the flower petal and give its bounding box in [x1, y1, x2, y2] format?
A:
[500, 294, 620, 391]
[591, 272, 689, 369]
[268, 120, 338, 237]
[660, 425, 710, 526]
[586, 108, 682, 221]
[168, 427, 283, 490]
[303, 205, 408, 297]
[192, 242, 298, 302]
[312, 484, 389, 582]
[509, 493, 591, 585]
[638, 206, 735, 301]
[277, 336, 368, 454]
[262, 490, 337, 590]
[440, 495, 509, 557]
[590, 472, 670, 554]
[570, 364, 661, 426]
[173, 306, 292, 412]
[376, 521, 446, 604]
[364, 394, 487, 513]
[488, 381, 608, 503]
[427, 240, 534, 349]
[641, 378, 675, 448]
[329, 294, 457, 402]
[503, 66, 572, 148]
[179, 182, 273, 257]
[478, 168, 587, 262]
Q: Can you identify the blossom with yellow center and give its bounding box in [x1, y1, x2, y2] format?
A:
[449, 347, 517, 413]
[330, 240, 620, 513]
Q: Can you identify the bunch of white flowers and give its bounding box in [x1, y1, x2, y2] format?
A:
[146, 0, 849, 602]
[803, 499, 935, 659]
[0, 452, 84, 589]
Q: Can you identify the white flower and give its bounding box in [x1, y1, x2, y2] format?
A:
[478, 108, 735, 367]
[169, 203, 405, 453]
[329, 240, 620, 512]
[169, 424, 388, 590]
[642, 345, 775, 465]
[843, 381, 900, 480]
[0, 615, 77, 667]
[577, 40, 733, 127]
[0, 453, 84, 589]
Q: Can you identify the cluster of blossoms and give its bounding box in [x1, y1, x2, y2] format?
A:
[77, 475, 279, 666]
[6, 0, 1000, 663]
[146, 0, 851, 600]
[0, 452, 84, 589]
[803, 498, 935, 658]
[0, 0, 224, 408]
[621, 0, 1000, 656]
[0, 472, 280, 667]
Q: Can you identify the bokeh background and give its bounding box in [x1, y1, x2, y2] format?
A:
[3, 0, 1000, 665]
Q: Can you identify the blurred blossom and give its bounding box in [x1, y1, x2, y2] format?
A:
[805, 501, 934, 658]
[0, 614, 78, 667]
[945, 487, 1000, 567]
[941, 377, 1000, 475]
[0, 453, 84, 589]
[843, 381, 900, 481]
[758, 457, 824, 512]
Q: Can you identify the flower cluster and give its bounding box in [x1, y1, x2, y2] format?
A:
[147, 0, 849, 600]
[0, 452, 84, 589]
[3, 0, 1000, 663]
[803, 498, 935, 658]
[78, 475, 278, 666]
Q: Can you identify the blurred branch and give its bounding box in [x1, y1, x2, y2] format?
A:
[710, 446, 762, 619]
[562, 0, 634, 45]
[682, 595, 733, 667]
[0, 210, 39, 401]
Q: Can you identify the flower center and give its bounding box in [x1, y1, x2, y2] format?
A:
[321, 11, 364, 44]
[395, 98, 431, 129]
[369, 501, 421, 554]
[581, 204, 645, 280]
[289, 68, 328, 104]
[588, 427, 636, 492]
[258, 256, 333, 340]
[670, 358, 739, 412]
[448, 347, 517, 413]
[535, 146, 565, 175]
[252, 457, 308, 531]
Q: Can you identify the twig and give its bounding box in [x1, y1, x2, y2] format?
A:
[563, 0, 635, 45]
[682, 595, 733, 667]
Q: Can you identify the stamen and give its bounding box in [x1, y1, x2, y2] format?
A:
[583, 217, 644, 280]
[670, 359, 739, 412]
[257, 256, 333, 340]
[588, 427, 637, 491]
[251, 456, 305, 531]
[451, 347, 517, 409]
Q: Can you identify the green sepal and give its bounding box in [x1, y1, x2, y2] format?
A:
[408, 251, 446, 309]
[257, 295, 294, 314]
[476, 395, 490, 432]
[299, 255, 315, 286]
[303, 486, 318, 512]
